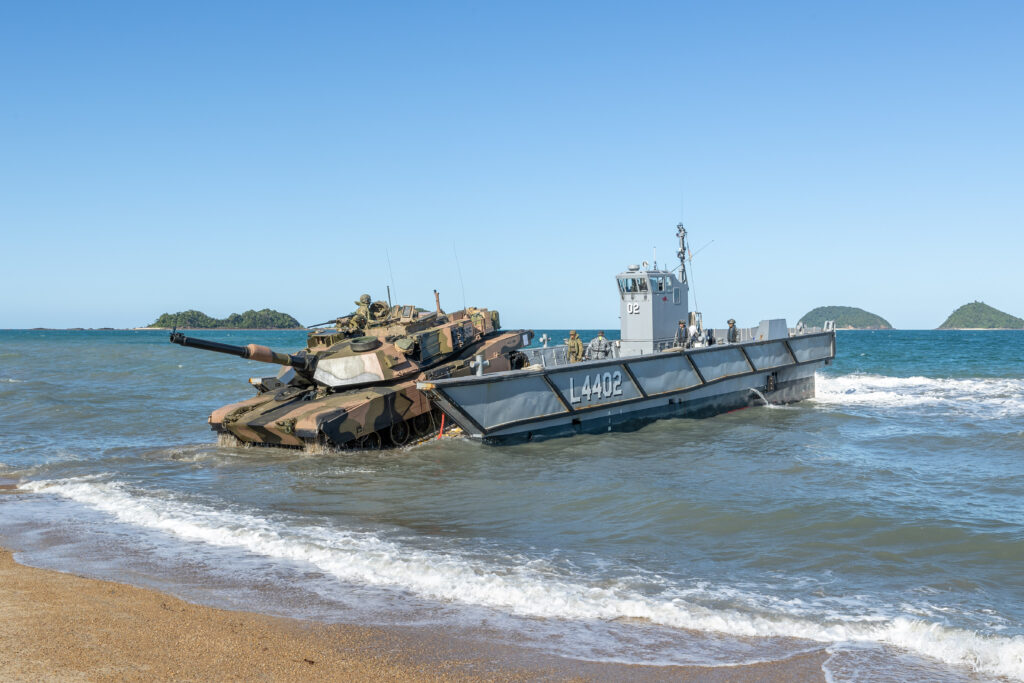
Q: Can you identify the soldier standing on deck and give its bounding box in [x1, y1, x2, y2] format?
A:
[567, 330, 584, 363]
[726, 318, 739, 343]
[674, 320, 687, 348]
[585, 331, 611, 360]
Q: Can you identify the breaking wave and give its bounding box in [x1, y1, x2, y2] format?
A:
[19, 476, 1024, 680]
[815, 373, 1024, 419]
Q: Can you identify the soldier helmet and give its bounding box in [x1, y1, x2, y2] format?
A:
[598, 331, 604, 336]
[678, 320, 685, 325]
[358, 294, 371, 304]
[728, 318, 736, 324]
[570, 330, 577, 336]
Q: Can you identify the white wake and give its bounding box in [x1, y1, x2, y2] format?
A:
[815, 373, 1024, 419]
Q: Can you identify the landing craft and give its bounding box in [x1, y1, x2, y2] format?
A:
[418, 224, 836, 444]
[170, 293, 532, 449]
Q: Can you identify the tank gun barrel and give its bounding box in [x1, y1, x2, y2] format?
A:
[169, 331, 314, 373]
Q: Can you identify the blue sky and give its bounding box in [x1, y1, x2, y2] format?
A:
[2, 1, 1021, 329]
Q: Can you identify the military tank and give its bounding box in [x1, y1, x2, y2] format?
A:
[170, 293, 533, 449]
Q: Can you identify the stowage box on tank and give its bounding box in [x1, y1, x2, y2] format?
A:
[170, 294, 532, 449]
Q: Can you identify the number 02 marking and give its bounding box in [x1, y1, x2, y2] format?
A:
[627, 303, 640, 314]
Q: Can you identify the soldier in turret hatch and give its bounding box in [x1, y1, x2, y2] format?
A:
[586, 331, 611, 360]
[354, 294, 372, 321]
[567, 330, 584, 363]
[348, 313, 367, 331]
[674, 320, 687, 348]
[727, 318, 739, 343]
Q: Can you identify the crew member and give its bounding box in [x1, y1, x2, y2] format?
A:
[354, 294, 372, 321]
[348, 313, 367, 331]
[674, 320, 687, 348]
[726, 318, 739, 343]
[586, 330, 611, 360]
[567, 330, 584, 363]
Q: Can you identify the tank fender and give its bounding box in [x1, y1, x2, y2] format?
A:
[209, 393, 273, 432]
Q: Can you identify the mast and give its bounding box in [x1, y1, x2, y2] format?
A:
[676, 222, 689, 285]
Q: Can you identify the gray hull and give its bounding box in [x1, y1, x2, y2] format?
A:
[421, 331, 835, 445]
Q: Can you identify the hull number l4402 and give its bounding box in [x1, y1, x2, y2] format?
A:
[569, 371, 624, 405]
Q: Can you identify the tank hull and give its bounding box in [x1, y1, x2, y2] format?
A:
[210, 329, 528, 449]
[420, 331, 835, 445]
[210, 383, 435, 448]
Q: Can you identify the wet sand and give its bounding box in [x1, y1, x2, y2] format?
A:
[0, 545, 827, 681]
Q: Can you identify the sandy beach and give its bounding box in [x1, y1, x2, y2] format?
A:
[0, 543, 828, 681]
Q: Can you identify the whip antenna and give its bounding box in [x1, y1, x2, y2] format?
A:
[453, 242, 468, 311]
[688, 240, 701, 326]
[385, 248, 397, 304]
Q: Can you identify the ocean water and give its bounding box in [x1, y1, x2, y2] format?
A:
[1, 329, 1022, 681]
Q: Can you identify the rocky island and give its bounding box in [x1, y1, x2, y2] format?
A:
[799, 306, 892, 330]
[938, 302, 1024, 329]
[147, 309, 303, 329]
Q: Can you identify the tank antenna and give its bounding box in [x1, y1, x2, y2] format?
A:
[385, 248, 397, 304]
[453, 242, 468, 311]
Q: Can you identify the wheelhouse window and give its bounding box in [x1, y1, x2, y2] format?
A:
[617, 277, 650, 293]
[650, 275, 669, 292]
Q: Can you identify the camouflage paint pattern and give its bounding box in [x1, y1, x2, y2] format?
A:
[174, 300, 532, 449]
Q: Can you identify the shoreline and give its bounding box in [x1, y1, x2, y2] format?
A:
[0, 540, 828, 681]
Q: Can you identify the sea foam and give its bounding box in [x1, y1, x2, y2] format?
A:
[19, 476, 1024, 681]
[815, 373, 1024, 419]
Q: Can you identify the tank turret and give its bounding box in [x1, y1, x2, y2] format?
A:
[169, 294, 532, 450]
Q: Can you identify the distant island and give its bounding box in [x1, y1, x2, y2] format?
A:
[147, 309, 303, 329]
[938, 302, 1024, 329]
[799, 306, 892, 330]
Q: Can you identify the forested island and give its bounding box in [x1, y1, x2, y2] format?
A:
[799, 306, 892, 330]
[938, 302, 1024, 329]
[147, 309, 303, 329]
